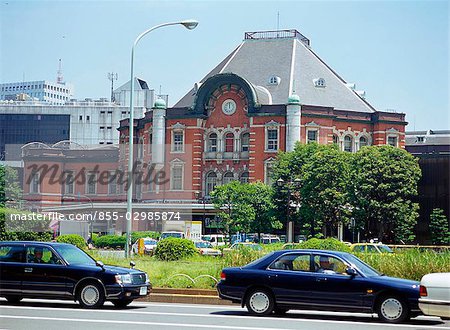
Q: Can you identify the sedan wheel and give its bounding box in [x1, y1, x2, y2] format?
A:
[78, 282, 105, 308]
[246, 289, 274, 315]
[5, 296, 22, 304]
[378, 296, 409, 323]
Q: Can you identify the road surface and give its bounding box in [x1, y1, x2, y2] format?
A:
[0, 299, 448, 330]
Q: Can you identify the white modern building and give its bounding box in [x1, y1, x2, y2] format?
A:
[0, 80, 74, 105]
[113, 77, 168, 107]
[0, 99, 144, 146]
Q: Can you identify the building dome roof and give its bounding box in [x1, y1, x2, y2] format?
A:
[288, 93, 301, 104]
[153, 98, 166, 109]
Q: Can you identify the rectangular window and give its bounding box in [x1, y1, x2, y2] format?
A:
[173, 131, 184, 152]
[307, 130, 318, 143]
[267, 128, 278, 151]
[64, 171, 74, 195]
[387, 136, 398, 147]
[86, 172, 96, 195]
[30, 172, 40, 194]
[171, 165, 183, 190]
[108, 172, 117, 194]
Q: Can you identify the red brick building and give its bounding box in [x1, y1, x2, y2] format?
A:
[22, 29, 407, 235]
[119, 29, 406, 200]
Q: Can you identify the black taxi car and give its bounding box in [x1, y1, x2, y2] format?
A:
[0, 241, 151, 308]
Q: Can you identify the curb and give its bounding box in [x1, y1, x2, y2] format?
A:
[137, 287, 233, 305]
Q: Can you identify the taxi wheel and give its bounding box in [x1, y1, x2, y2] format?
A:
[246, 288, 275, 316]
[112, 299, 133, 308]
[377, 295, 409, 323]
[78, 282, 105, 308]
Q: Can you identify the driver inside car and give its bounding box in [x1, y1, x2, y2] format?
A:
[28, 247, 46, 263]
[316, 256, 336, 274]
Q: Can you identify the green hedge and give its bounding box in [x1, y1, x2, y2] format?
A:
[296, 238, 351, 252]
[0, 208, 52, 242]
[93, 235, 126, 249]
[56, 234, 86, 249]
[154, 237, 197, 261]
[131, 231, 160, 243]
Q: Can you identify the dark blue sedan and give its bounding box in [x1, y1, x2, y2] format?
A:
[0, 241, 151, 308]
[217, 249, 421, 323]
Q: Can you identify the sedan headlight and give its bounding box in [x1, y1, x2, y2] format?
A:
[115, 274, 132, 284]
[145, 273, 149, 283]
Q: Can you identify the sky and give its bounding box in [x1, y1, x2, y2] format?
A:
[1, 0, 448, 131]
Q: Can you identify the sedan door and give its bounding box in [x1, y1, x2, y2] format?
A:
[266, 252, 315, 307]
[22, 244, 70, 298]
[0, 243, 25, 297]
[310, 253, 368, 311]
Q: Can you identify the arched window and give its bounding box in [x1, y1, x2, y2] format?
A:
[344, 135, 353, 152]
[225, 133, 234, 152]
[206, 172, 217, 196]
[240, 171, 249, 183]
[208, 133, 217, 152]
[223, 172, 234, 185]
[241, 132, 250, 152]
[359, 136, 368, 148]
[332, 134, 339, 145]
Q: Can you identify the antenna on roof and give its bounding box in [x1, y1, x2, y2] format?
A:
[277, 11, 280, 37]
[107, 72, 118, 102]
[57, 59, 64, 84]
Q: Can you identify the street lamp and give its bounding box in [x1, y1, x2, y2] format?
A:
[125, 19, 199, 258]
[277, 177, 301, 243]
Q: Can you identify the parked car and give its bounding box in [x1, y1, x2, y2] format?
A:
[419, 272, 450, 319]
[160, 231, 185, 240]
[0, 241, 151, 308]
[259, 235, 281, 244]
[217, 249, 421, 323]
[201, 234, 226, 247]
[194, 240, 222, 256]
[350, 243, 393, 254]
[230, 242, 263, 251]
[131, 237, 158, 255]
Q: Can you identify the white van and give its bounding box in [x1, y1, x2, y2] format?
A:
[201, 234, 226, 246]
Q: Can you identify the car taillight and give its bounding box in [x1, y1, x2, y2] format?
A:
[420, 285, 428, 297]
[220, 271, 226, 281]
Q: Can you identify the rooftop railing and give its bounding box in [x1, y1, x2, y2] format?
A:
[244, 29, 310, 46]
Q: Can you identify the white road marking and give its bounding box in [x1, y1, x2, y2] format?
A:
[0, 315, 321, 330]
[0, 305, 446, 329]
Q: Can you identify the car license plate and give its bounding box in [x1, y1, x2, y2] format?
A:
[140, 286, 147, 295]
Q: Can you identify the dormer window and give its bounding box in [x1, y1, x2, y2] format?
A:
[313, 78, 326, 88]
[268, 75, 281, 86]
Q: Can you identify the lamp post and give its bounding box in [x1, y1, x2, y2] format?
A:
[195, 191, 206, 235]
[277, 177, 301, 243]
[125, 20, 199, 257]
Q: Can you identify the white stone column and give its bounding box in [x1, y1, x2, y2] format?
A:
[286, 94, 301, 152]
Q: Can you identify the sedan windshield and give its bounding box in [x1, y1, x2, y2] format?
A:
[144, 240, 157, 245]
[345, 253, 382, 277]
[195, 241, 212, 248]
[54, 244, 96, 265]
[378, 245, 393, 253]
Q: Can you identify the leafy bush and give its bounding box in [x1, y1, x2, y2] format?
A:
[131, 231, 160, 243]
[93, 235, 126, 249]
[296, 238, 351, 252]
[0, 208, 52, 242]
[154, 237, 196, 261]
[56, 234, 86, 249]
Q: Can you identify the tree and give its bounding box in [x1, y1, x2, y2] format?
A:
[271, 143, 351, 238]
[210, 181, 280, 236]
[350, 145, 421, 243]
[429, 208, 450, 245]
[0, 165, 22, 208]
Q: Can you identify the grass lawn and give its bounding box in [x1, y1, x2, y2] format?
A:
[87, 248, 450, 289]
